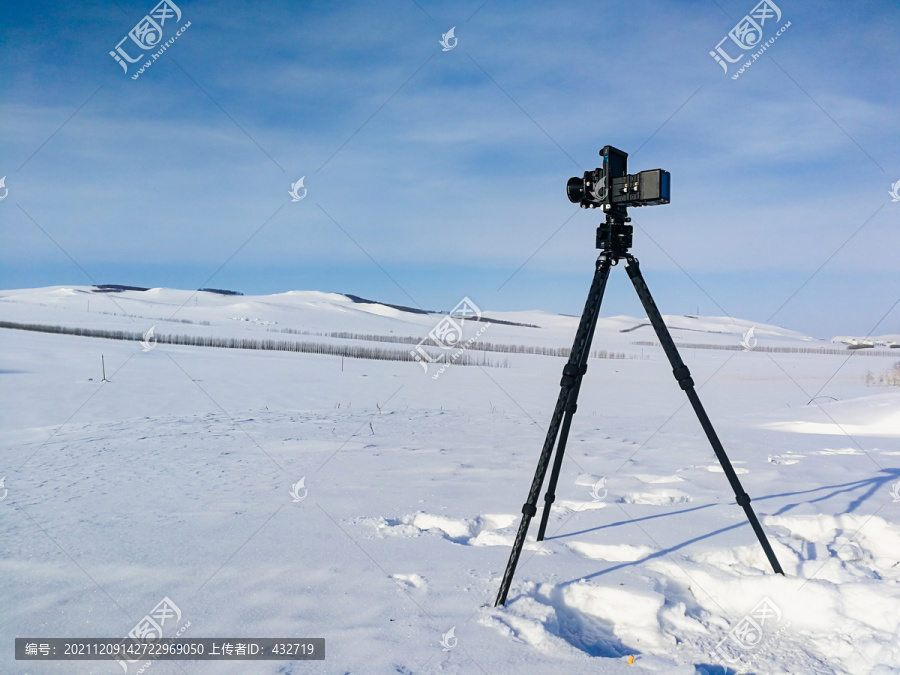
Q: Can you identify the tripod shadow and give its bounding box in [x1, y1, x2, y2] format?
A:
[550, 503, 715, 540]
[765, 468, 900, 516]
[572, 520, 747, 582]
[545, 468, 900, 582]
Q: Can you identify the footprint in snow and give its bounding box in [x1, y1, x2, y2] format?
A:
[375, 512, 549, 552]
[619, 489, 692, 505]
[391, 573, 427, 591]
[768, 453, 804, 465]
[567, 541, 658, 562]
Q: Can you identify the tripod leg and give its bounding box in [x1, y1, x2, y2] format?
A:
[623, 255, 784, 575]
[495, 254, 613, 607]
[536, 299, 604, 541]
[535, 380, 584, 541]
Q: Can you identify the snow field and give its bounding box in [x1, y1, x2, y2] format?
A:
[2, 287, 899, 673]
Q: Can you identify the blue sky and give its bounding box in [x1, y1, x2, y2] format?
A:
[1, 0, 897, 338]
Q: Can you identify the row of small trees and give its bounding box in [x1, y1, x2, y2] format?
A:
[865, 363, 900, 386]
[630, 340, 899, 357]
[272, 327, 634, 360]
[0, 321, 509, 368]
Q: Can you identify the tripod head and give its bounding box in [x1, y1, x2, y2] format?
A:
[596, 213, 633, 257]
[565, 145, 670, 258]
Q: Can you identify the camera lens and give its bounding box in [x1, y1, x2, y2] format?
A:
[566, 177, 585, 203]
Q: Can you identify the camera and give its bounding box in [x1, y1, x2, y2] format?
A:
[566, 145, 670, 211]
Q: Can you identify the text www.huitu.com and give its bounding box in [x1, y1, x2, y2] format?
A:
[131, 21, 192, 80]
[731, 21, 791, 80]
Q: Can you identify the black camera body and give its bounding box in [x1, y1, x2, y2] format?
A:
[566, 146, 670, 254]
[566, 146, 670, 211]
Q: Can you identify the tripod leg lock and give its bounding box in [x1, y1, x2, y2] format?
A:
[543, 492, 555, 505]
[672, 365, 694, 390]
[560, 363, 587, 388]
[522, 503, 537, 517]
[736, 492, 751, 507]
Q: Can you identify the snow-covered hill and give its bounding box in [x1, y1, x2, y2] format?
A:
[0, 284, 845, 346]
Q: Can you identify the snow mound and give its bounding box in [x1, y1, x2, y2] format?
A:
[372, 512, 551, 552]
[553, 499, 608, 511]
[391, 573, 427, 591]
[767, 513, 900, 582]
[817, 447, 865, 455]
[619, 489, 693, 505]
[761, 393, 900, 438]
[632, 474, 684, 484]
[768, 453, 804, 465]
[489, 513, 900, 673]
[705, 464, 750, 474]
[483, 580, 677, 659]
[567, 542, 657, 562]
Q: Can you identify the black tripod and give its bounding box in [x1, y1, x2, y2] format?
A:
[495, 214, 784, 607]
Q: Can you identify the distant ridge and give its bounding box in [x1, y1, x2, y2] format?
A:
[200, 288, 243, 296]
[93, 284, 150, 293]
[343, 294, 431, 315]
[92, 284, 243, 296]
[342, 294, 539, 328]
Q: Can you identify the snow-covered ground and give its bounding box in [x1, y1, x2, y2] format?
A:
[2, 286, 899, 674]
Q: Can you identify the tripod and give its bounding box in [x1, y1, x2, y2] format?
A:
[495, 214, 783, 607]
